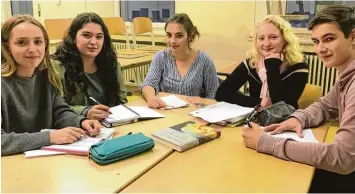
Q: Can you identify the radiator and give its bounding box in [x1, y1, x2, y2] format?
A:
[305, 53, 339, 96]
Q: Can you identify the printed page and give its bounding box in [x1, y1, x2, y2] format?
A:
[160, 95, 189, 109]
[128, 106, 165, 118]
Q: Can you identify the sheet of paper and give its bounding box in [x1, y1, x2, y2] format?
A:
[25, 150, 66, 158]
[269, 128, 319, 143]
[41, 128, 115, 153]
[160, 95, 189, 109]
[190, 102, 253, 123]
[128, 106, 165, 118]
[106, 105, 139, 123]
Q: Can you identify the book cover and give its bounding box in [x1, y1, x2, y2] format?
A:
[152, 121, 221, 152]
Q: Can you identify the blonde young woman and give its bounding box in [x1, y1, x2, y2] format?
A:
[1, 15, 101, 156]
[215, 15, 308, 109]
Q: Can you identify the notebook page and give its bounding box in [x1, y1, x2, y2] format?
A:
[106, 105, 139, 123]
[269, 128, 318, 143]
[160, 95, 189, 109]
[128, 106, 165, 118]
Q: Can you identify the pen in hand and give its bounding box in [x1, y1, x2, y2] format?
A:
[89, 97, 101, 106]
[89, 97, 112, 114]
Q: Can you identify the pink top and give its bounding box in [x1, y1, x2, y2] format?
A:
[257, 59, 355, 175]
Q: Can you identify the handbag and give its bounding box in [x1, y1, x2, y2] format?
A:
[89, 132, 155, 165]
[246, 101, 295, 127]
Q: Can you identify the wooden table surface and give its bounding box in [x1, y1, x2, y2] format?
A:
[1, 97, 191, 193]
[122, 94, 329, 193]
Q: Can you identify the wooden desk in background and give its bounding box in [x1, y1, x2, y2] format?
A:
[1, 99, 191, 193]
[122, 93, 329, 193]
[214, 59, 240, 76]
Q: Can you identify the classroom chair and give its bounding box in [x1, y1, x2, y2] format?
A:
[132, 17, 156, 49]
[102, 17, 130, 49]
[44, 18, 73, 40]
[298, 83, 323, 109]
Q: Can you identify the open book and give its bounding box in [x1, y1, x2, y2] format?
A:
[190, 102, 253, 124]
[41, 128, 115, 156]
[152, 121, 221, 152]
[102, 105, 165, 128]
[160, 95, 189, 110]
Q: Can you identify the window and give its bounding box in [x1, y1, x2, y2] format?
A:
[11, 0, 33, 16]
[286, 0, 355, 28]
[120, 1, 175, 22]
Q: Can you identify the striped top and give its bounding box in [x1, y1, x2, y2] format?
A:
[141, 49, 219, 99]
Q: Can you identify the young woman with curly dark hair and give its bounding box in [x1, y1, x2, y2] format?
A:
[52, 12, 127, 120]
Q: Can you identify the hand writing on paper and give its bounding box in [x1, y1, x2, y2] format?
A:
[87, 105, 111, 120]
[241, 122, 263, 150]
[264, 117, 304, 138]
[147, 96, 166, 109]
[81, 119, 102, 137]
[49, 127, 86, 144]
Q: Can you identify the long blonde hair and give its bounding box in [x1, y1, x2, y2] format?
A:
[1, 15, 62, 95]
[247, 15, 304, 68]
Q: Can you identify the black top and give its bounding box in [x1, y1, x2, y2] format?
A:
[215, 58, 309, 109]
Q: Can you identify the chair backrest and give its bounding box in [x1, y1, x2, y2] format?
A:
[298, 83, 323, 109]
[44, 18, 73, 40]
[102, 17, 126, 35]
[132, 17, 155, 48]
[132, 17, 153, 34]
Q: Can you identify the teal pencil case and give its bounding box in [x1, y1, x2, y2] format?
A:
[89, 132, 155, 165]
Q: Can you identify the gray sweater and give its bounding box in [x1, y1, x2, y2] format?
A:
[1, 70, 86, 156]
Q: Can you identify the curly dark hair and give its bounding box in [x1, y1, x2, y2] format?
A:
[52, 12, 121, 106]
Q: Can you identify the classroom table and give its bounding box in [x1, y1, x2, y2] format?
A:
[215, 59, 239, 76]
[1, 100, 191, 193]
[118, 53, 154, 70]
[122, 94, 329, 193]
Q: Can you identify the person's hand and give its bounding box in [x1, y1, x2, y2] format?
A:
[186, 96, 205, 107]
[241, 122, 264, 149]
[87, 105, 111, 120]
[264, 117, 304, 138]
[81, 119, 102, 136]
[147, 96, 166, 109]
[49, 127, 86, 144]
